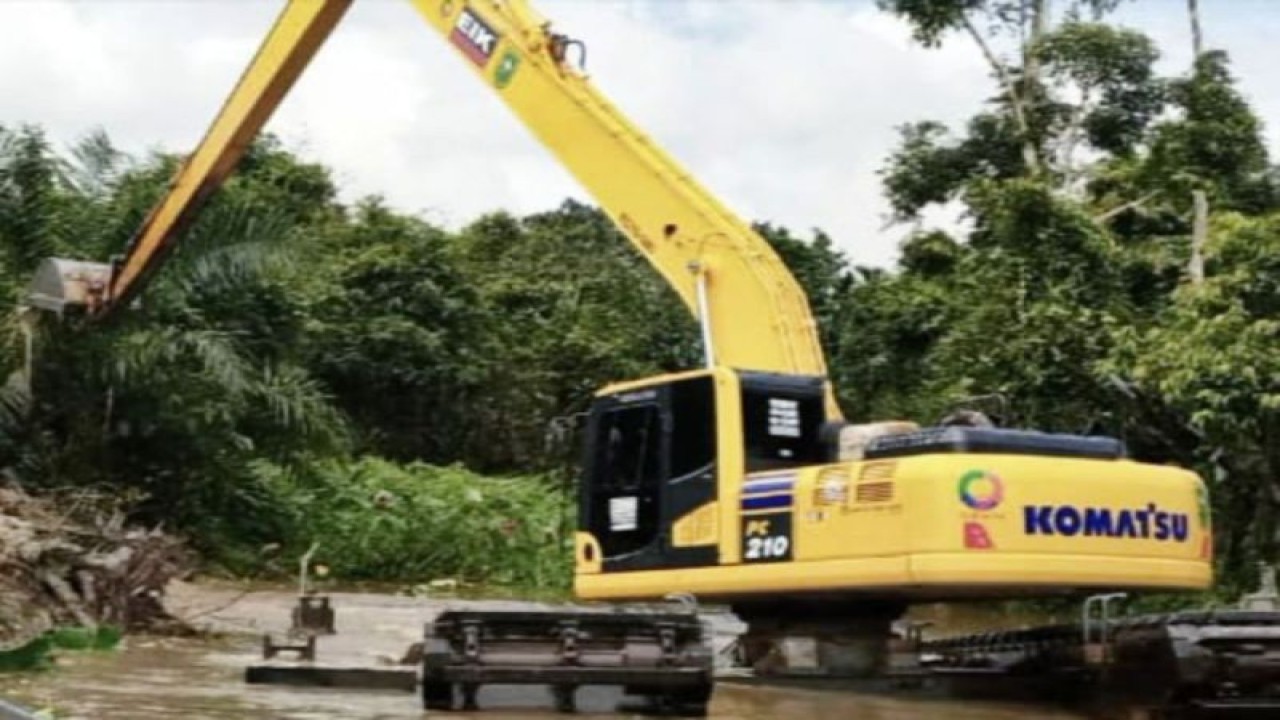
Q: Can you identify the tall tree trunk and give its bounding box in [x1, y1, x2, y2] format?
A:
[1024, 0, 1049, 79]
[1187, 1, 1208, 285]
[961, 4, 1042, 177]
[1018, 0, 1049, 175]
[1188, 0, 1204, 58]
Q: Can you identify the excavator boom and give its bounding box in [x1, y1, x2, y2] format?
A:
[33, 0, 826, 381]
[405, 0, 825, 377]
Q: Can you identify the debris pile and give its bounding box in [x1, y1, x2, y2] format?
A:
[0, 483, 191, 652]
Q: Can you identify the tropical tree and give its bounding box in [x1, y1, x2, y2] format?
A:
[0, 126, 345, 553]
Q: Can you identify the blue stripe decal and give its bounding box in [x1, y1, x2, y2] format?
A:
[743, 479, 794, 495]
[741, 494, 793, 511]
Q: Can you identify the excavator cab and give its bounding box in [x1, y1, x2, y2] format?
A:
[576, 368, 923, 587]
[577, 369, 832, 576]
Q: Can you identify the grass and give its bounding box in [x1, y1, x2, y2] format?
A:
[0, 626, 121, 673]
[240, 457, 576, 591]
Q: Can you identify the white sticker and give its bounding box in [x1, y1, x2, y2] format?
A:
[609, 496, 638, 531]
[767, 397, 801, 438]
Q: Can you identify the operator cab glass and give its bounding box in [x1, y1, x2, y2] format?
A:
[738, 372, 827, 473]
[580, 370, 831, 573]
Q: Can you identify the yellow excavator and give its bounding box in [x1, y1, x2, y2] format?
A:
[27, 0, 1212, 712]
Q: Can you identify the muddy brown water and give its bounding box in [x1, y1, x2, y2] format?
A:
[0, 582, 1084, 719]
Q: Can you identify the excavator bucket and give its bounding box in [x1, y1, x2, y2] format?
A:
[26, 259, 112, 315]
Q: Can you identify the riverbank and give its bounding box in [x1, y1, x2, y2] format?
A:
[0, 484, 189, 674]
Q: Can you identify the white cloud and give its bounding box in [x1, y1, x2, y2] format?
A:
[1, 0, 1278, 270]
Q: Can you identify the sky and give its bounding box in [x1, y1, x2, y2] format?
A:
[2, 0, 1278, 268]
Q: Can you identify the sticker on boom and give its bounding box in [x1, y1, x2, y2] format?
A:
[450, 8, 499, 67]
[494, 49, 521, 88]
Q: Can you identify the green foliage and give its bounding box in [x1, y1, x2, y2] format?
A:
[936, 181, 1122, 429]
[46, 626, 121, 652]
[882, 117, 1025, 221]
[450, 201, 698, 471]
[0, 126, 346, 560]
[1101, 212, 1280, 587]
[833, 266, 955, 422]
[1037, 22, 1164, 156]
[0, 127, 689, 585]
[0, 635, 53, 672]
[839, 180, 1127, 431]
[1142, 52, 1274, 213]
[879, 2, 1171, 217]
[0, 626, 119, 673]
[879, 1, 1131, 48]
[253, 458, 573, 589]
[876, 0, 984, 48]
[296, 198, 488, 464]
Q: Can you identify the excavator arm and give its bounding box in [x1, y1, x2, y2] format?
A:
[29, 0, 827, 383]
[108, 1, 352, 315]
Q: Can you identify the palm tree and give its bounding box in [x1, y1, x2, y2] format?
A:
[0, 125, 348, 548]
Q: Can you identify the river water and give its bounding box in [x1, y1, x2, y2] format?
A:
[0, 582, 1085, 719]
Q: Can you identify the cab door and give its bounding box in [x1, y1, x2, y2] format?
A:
[580, 375, 718, 572]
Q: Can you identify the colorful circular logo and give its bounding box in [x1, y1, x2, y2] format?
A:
[958, 470, 1004, 511]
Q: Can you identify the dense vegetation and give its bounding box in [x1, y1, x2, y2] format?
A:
[0, 0, 1276, 594]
